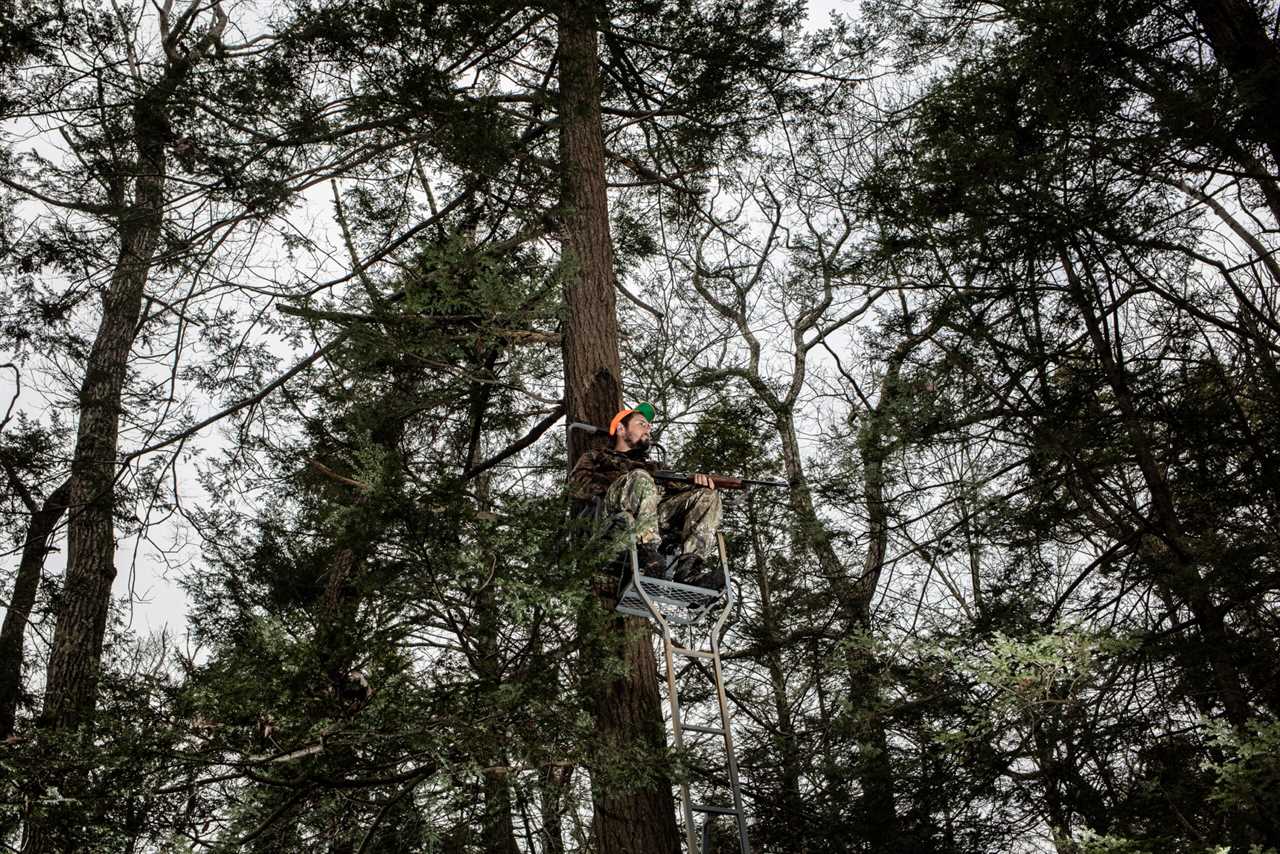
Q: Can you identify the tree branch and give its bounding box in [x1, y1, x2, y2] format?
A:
[461, 402, 566, 481]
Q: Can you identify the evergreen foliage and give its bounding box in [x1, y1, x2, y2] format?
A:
[1, 0, 1277, 851]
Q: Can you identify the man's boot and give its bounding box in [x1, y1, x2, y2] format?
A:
[671, 554, 725, 591]
[636, 542, 668, 578]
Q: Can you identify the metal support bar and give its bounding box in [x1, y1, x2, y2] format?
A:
[671, 647, 715, 658]
[666, 631, 699, 853]
[692, 803, 739, 815]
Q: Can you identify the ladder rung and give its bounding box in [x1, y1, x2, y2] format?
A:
[671, 646, 714, 658]
[682, 724, 725, 735]
[691, 803, 738, 815]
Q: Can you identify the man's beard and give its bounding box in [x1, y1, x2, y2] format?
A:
[625, 439, 651, 459]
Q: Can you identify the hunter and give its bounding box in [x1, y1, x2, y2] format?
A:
[569, 402, 724, 590]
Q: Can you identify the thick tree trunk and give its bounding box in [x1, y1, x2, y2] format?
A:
[39, 124, 167, 734]
[557, 1, 680, 849]
[0, 477, 70, 738]
[24, 97, 168, 854]
[557, 0, 624, 461]
[482, 769, 519, 854]
[582, 617, 679, 854]
[25, 10, 227, 844]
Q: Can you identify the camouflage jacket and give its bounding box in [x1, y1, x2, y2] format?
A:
[567, 447, 657, 500]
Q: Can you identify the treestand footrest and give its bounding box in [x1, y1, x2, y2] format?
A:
[615, 575, 723, 625]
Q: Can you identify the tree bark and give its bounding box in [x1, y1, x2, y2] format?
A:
[473, 465, 519, 854]
[558, 0, 624, 463]
[38, 105, 168, 734]
[28, 19, 225, 851]
[481, 768, 519, 854]
[557, 1, 680, 849]
[36, 0, 228, 736]
[25, 91, 170, 854]
[0, 477, 69, 738]
[539, 764, 572, 854]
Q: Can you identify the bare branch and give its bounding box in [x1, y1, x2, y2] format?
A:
[122, 334, 348, 462]
[461, 402, 567, 481]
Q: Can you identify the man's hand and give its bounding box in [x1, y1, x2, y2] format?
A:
[692, 473, 715, 490]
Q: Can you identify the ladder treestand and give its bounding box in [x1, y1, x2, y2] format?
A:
[615, 532, 752, 854]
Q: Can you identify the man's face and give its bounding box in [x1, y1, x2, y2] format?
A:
[619, 414, 652, 453]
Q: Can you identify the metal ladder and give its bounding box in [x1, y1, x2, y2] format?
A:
[615, 532, 752, 854]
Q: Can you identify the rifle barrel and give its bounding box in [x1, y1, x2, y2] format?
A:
[655, 470, 787, 489]
[568, 421, 606, 435]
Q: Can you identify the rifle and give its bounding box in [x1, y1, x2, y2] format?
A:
[654, 470, 787, 490]
[567, 421, 787, 490]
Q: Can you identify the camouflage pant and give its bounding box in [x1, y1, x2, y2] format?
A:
[605, 470, 723, 558]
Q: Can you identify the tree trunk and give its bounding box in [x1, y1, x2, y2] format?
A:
[775, 407, 842, 579]
[0, 477, 70, 738]
[746, 495, 804, 828]
[475, 474, 519, 854]
[482, 768, 519, 854]
[557, 0, 625, 462]
[39, 109, 167, 734]
[539, 765, 572, 854]
[583, 618, 679, 854]
[1189, 0, 1280, 172]
[851, 377, 902, 853]
[557, 1, 680, 848]
[775, 404, 900, 849]
[314, 367, 415, 693]
[25, 10, 228, 844]
[24, 95, 168, 854]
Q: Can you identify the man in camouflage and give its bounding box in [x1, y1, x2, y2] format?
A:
[569, 402, 724, 589]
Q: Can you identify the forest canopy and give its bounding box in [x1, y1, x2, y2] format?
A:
[1, 0, 1278, 851]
